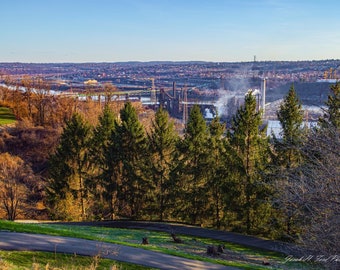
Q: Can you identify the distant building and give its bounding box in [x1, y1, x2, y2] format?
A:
[316, 79, 338, 83]
[84, 79, 98, 85]
[266, 120, 318, 138]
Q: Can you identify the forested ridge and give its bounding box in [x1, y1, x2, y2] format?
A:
[0, 79, 339, 257]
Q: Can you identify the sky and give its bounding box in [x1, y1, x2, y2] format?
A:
[1, 0, 340, 63]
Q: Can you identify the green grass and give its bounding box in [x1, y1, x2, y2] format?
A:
[0, 107, 16, 125]
[0, 251, 155, 270]
[0, 220, 321, 269]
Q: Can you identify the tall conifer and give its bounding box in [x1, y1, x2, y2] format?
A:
[320, 82, 340, 129]
[115, 102, 148, 218]
[273, 85, 304, 236]
[148, 106, 178, 221]
[207, 116, 226, 228]
[228, 92, 270, 234]
[275, 84, 304, 168]
[90, 104, 116, 219]
[47, 113, 92, 220]
[179, 105, 209, 225]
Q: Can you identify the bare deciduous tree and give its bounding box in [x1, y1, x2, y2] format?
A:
[277, 125, 339, 263]
[32, 77, 51, 126]
[103, 83, 118, 105]
[0, 153, 28, 220]
[298, 126, 339, 255]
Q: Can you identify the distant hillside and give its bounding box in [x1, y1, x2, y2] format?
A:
[267, 82, 333, 106]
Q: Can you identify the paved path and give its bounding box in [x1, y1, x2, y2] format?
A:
[0, 231, 237, 270]
[58, 221, 305, 256]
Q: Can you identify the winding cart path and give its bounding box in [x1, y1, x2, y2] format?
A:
[1, 221, 304, 269]
[0, 231, 236, 269]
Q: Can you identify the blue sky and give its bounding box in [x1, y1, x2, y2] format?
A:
[1, 0, 340, 62]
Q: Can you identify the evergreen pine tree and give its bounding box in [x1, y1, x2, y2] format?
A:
[206, 116, 226, 228]
[275, 84, 304, 168]
[90, 104, 116, 219]
[148, 106, 178, 221]
[320, 82, 340, 129]
[273, 85, 305, 237]
[228, 92, 271, 234]
[178, 105, 209, 225]
[47, 113, 92, 220]
[115, 102, 148, 218]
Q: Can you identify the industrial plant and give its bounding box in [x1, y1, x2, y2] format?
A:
[1, 60, 338, 125]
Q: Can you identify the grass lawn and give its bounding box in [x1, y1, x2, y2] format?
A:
[0, 107, 16, 125]
[0, 250, 155, 270]
[0, 220, 322, 269]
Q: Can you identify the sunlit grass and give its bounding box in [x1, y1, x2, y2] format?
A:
[0, 107, 16, 125]
[0, 251, 154, 270]
[0, 220, 321, 269]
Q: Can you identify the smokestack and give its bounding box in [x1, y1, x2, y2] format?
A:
[173, 81, 176, 99]
[261, 78, 266, 115]
[151, 78, 156, 103]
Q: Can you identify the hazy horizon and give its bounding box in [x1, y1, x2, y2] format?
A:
[1, 58, 340, 64]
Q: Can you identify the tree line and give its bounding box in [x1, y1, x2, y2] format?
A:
[47, 84, 339, 244]
[0, 80, 339, 256]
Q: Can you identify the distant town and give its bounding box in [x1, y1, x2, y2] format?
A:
[1, 59, 339, 122]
